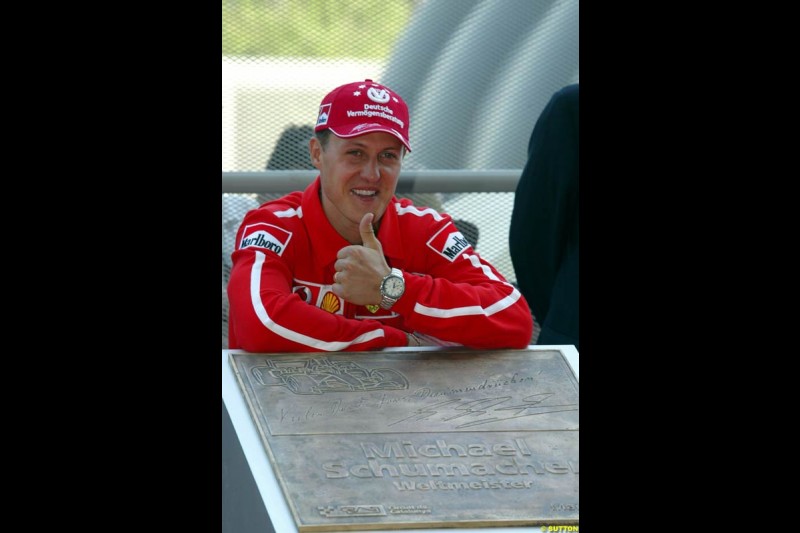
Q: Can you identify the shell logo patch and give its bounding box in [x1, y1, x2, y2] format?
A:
[321, 291, 342, 314]
[239, 222, 292, 256]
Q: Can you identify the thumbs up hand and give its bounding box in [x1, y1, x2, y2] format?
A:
[331, 213, 391, 305]
[358, 212, 383, 253]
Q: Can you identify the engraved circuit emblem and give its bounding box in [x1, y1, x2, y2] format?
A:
[250, 358, 409, 395]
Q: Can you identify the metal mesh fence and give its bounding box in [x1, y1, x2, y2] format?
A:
[222, 0, 579, 172]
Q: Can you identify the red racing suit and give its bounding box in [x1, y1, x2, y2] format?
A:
[227, 177, 533, 352]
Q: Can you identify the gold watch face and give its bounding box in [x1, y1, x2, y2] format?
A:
[382, 276, 404, 298]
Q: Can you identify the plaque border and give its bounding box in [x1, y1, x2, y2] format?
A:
[223, 345, 579, 533]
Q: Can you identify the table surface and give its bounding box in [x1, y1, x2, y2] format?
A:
[222, 345, 579, 533]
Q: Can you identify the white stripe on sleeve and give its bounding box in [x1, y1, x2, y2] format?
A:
[413, 253, 521, 318]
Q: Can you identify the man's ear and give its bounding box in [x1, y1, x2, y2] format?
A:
[309, 137, 322, 169]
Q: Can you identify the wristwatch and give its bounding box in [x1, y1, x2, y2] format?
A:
[379, 267, 405, 310]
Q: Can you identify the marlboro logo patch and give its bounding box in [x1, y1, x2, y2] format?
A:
[317, 103, 331, 126]
[239, 222, 292, 256]
[427, 226, 472, 262]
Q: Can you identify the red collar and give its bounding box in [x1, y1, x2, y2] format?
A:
[301, 177, 406, 265]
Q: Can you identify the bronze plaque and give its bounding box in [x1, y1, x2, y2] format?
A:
[230, 348, 579, 531]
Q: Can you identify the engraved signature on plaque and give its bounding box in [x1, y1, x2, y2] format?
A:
[388, 393, 578, 429]
[250, 357, 409, 394]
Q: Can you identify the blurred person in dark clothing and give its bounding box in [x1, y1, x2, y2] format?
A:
[509, 84, 579, 349]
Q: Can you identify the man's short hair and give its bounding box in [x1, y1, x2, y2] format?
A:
[315, 128, 407, 157]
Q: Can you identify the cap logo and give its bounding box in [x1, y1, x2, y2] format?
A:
[367, 87, 391, 104]
[316, 103, 331, 126]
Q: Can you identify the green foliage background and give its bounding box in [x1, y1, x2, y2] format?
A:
[222, 0, 417, 58]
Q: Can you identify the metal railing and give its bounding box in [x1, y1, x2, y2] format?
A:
[222, 170, 522, 194]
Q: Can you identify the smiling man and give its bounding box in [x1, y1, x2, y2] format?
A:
[227, 79, 533, 352]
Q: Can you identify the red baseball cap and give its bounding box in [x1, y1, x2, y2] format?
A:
[314, 79, 411, 152]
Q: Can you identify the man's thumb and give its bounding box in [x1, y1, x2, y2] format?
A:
[360, 212, 381, 249]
